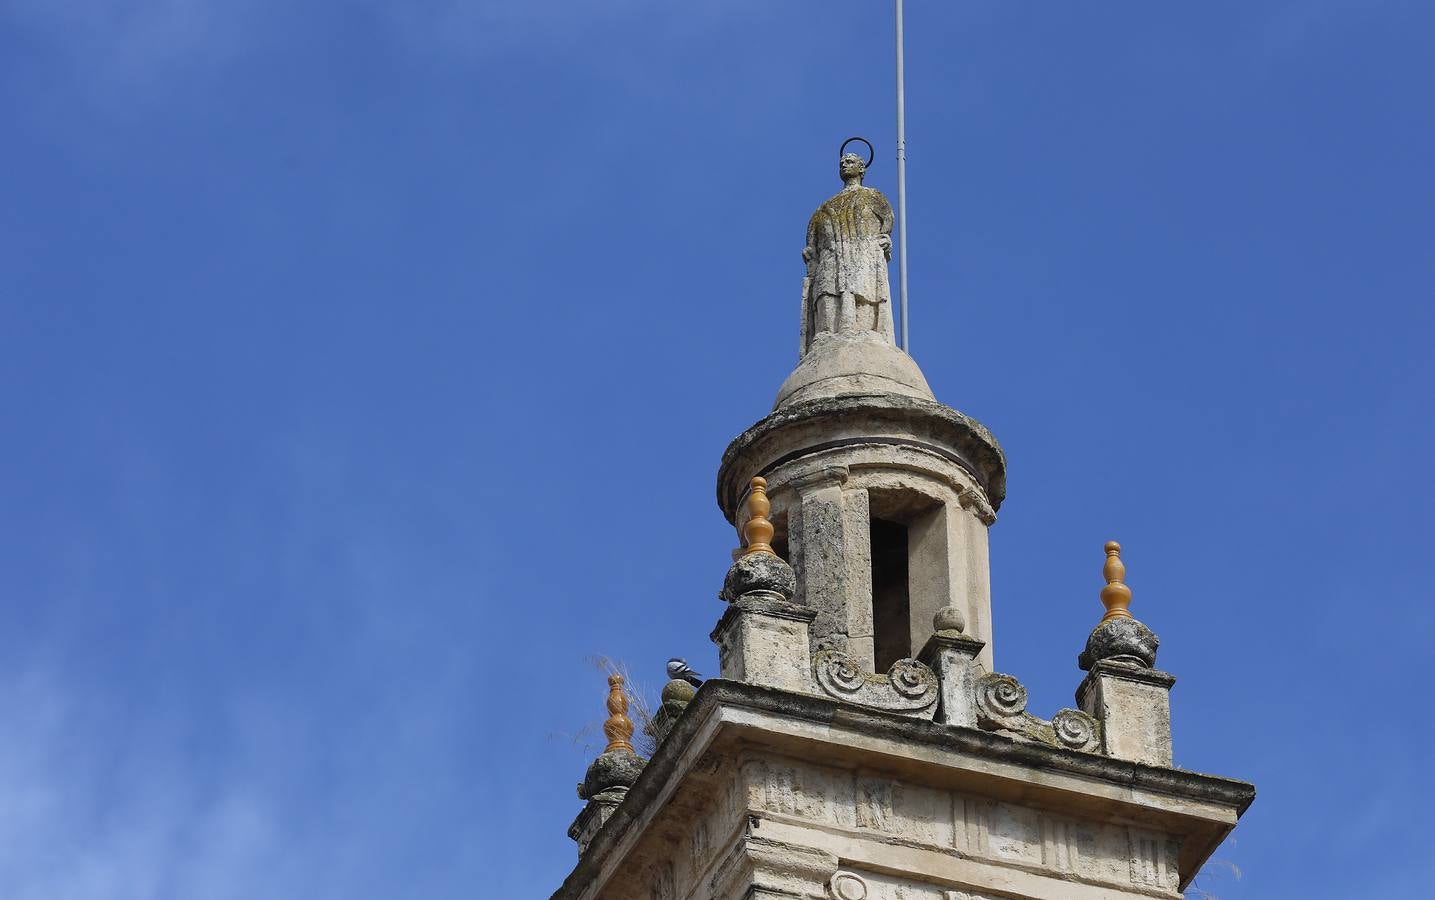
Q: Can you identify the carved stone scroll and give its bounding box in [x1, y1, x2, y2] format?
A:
[974, 673, 1101, 753]
[829, 871, 869, 900]
[813, 649, 938, 717]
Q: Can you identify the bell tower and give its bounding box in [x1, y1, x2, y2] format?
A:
[719, 145, 1004, 676]
[551, 151, 1254, 900]
[717, 339, 1004, 675]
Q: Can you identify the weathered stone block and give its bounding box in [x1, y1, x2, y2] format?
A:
[712, 596, 816, 694]
[1077, 661, 1176, 767]
[710, 836, 837, 900]
[918, 630, 986, 727]
[566, 788, 626, 857]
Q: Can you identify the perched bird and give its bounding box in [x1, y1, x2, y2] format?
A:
[667, 658, 704, 687]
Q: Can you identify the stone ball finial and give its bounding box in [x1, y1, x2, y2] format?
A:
[579, 745, 645, 800]
[661, 678, 696, 705]
[933, 605, 966, 634]
[1079, 616, 1159, 671]
[721, 550, 796, 603]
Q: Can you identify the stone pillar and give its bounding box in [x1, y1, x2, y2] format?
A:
[715, 518, 814, 694]
[1077, 661, 1176, 766]
[1077, 544, 1172, 767]
[569, 674, 645, 856]
[566, 789, 626, 857]
[917, 608, 987, 728]
[908, 495, 995, 673]
[712, 596, 815, 694]
[907, 503, 950, 659]
[709, 835, 838, 900]
[790, 466, 875, 668]
[958, 491, 995, 671]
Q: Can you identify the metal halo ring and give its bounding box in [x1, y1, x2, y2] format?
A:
[839, 136, 875, 170]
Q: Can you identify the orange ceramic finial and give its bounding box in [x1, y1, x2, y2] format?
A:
[1099, 541, 1134, 622]
[742, 477, 776, 556]
[602, 673, 635, 754]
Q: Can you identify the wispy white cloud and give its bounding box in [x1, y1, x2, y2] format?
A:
[0, 655, 477, 899]
[0, 425, 496, 899]
[0, 670, 188, 900]
[0, 666, 326, 900]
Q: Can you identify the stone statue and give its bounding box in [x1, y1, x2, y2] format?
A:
[801, 153, 896, 355]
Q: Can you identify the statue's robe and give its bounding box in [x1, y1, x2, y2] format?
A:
[802, 184, 896, 355]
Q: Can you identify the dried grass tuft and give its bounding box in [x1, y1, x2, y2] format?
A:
[548, 655, 660, 759]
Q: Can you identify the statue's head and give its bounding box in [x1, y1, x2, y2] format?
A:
[839, 153, 867, 183]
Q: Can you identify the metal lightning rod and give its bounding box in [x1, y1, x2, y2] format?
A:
[895, 0, 910, 352]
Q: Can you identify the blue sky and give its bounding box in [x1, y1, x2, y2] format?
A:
[1, 1, 1431, 897]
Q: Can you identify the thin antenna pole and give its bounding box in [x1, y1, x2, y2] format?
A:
[895, 0, 910, 352]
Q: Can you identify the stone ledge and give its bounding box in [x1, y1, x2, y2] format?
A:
[550, 679, 1254, 900]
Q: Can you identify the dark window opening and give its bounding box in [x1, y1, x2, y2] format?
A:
[871, 517, 911, 673]
[771, 511, 789, 564]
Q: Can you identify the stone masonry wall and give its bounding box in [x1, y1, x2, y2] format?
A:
[588, 746, 1183, 900]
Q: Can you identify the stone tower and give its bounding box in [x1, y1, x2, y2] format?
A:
[552, 153, 1254, 900]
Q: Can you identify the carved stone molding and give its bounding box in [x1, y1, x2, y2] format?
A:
[828, 871, 869, 900]
[956, 484, 997, 525]
[789, 464, 851, 492]
[716, 394, 1008, 525]
[709, 835, 839, 900]
[813, 649, 938, 717]
[974, 673, 1101, 753]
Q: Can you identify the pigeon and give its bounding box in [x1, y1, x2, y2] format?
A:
[667, 658, 704, 687]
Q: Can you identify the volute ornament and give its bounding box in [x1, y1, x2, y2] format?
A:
[976, 673, 1027, 718]
[820, 650, 866, 694]
[888, 658, 933, 699]
[813, 649, 938, 717]
[1051, 708, 1101, 751]
[974, 672, 1101, 754]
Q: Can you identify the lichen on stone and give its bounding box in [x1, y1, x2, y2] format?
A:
[1078, 616, 1160, 671]
[720, 551, 797, 603]
[579, 749, 645, 801]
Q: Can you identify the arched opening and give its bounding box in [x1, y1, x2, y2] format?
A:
[870, 516, 911, 673]
[867, 486, 942, 673]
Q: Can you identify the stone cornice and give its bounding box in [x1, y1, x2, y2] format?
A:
[551, 679, 1255, 900]
[716, 393, 1007, 522]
